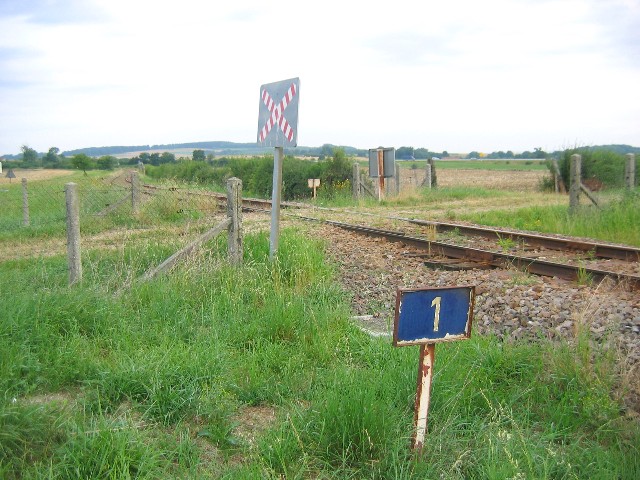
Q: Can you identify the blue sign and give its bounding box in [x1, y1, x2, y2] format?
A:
[393, 286, 475, 346]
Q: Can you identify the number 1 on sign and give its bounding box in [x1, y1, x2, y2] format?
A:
[431, 296, 441, 331]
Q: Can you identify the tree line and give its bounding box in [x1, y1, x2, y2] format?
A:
[146, 149, 354, 201]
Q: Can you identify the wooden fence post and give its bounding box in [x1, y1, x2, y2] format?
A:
[131, 171, 140, 214]
[353, 163, 360, 200]
[21, 178, 29, 226]
[227, 177, 243, 265]
[65, 182, 82, 285]
[626, 153, 636, 190]
[569, 154, 581, 212]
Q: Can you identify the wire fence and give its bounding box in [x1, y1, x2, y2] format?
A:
[0, 169, 227, 261]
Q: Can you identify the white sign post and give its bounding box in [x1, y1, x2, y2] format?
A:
[307, 178, 320, 199]
[257, 77, 300, 259]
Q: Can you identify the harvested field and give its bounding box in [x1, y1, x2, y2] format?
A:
[0, 168, 75, 183]
[397, 167, 547, 191]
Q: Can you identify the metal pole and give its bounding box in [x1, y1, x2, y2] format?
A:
[413, 343, 435, 451]
[377, 149, 385, 201]
[65, 182, 82, 285]
[21, 178, 30, 226]
[270, 146, 284, 259]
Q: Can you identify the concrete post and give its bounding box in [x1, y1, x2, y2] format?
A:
[226, 177, 243, 266]
[65, 182, 82, 285]
[21, 178, 29, 226]
[428, 158, 437, 188]
[569, 154, 581, 212]
[353, 163, 360, 200]
[425, 162, 432, 189]
[625, 153, 636, 190]
[552, 159, 561, 193]
[395, 163, 401, 196]
[131, 171, 140, 214]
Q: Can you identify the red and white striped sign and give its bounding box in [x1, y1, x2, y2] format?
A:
[258, 82, 297, 143]
[257, 77, 300, 147]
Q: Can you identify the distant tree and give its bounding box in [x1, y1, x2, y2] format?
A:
[441, 151, 449, 158]
[44, 147, 59, 165]
[396, 146, 414, 160]
[320, 144, 334, 159]
[71, 153, 93, 174]
[534, 147, 546, 159]
[21, 145, 39, 166]
[321, 147, 351, 185]
[96, 155, 116, 170]
[138, 152, 150, 164]
[192, 149, 206, 161]
[414, 148, 431, 159]
[466, 151, 480, 159]
[160, 152, 176, 164]
[149, 153, 161, 166]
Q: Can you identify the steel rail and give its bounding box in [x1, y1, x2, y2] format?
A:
[139, 184, 640, 263]
[313, 220, 640, 291]
[405, 219, 640, 261]
[307, 205, 640, 261]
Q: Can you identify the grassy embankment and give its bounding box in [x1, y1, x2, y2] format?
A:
[1, 224, 639, 478]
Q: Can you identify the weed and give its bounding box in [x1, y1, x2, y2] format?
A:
[496, 233, 517, 252]
[576, 265, 593, 286]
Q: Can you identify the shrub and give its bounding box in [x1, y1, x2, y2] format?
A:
[553, 148, 630, 188]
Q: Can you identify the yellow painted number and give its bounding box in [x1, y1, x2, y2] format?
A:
[431, 296, 442, 331]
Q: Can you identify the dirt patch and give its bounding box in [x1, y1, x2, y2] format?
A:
[232, 405, 277, 446]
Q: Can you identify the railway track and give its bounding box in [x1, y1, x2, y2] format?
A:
[314, 220, 640, 291]
[140, 184, 640, 290]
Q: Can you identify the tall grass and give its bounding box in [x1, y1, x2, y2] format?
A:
[457, 191, 640, 246]
[1, 228, 639, 478]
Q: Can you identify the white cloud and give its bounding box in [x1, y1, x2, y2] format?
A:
[1, 0, 639, 154]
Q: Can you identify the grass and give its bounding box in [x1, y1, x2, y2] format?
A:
[456, 190, 640, 246]
[1, 226, 639, 478]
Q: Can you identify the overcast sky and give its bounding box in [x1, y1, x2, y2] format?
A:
[1, 0, 639, 155]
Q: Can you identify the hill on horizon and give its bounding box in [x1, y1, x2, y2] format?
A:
[2, 141, 639, 160]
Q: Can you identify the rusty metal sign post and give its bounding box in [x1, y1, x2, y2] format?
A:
[257, 77, 300, 259]
[393, 286, 475, 452]
[368, 147, 395, 201]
